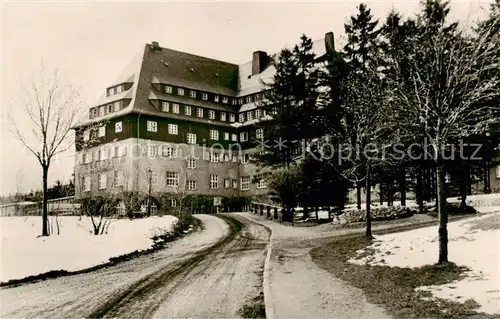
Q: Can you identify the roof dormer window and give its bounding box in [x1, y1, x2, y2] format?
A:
[202, 93, 208, 100]
[165, 86, 173, 94]
[222, 97, 228, 104]
[246, 96, 252, 103]
[190, 90, 196, 98]
[116, 85, 123, 93]
[107, 88, 113, 97]
[178, 88, 185, 96]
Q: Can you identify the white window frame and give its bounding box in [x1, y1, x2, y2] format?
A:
[210, 153, 219, 163]
[246, 96, 252, 103]
[171, 199, 177, 207]
[241, 154, 248, 164]
[165, 85, 173, 94]
[222, 97, 228, 104]
[256, 128, 264, 139]
[221, 112, 226, 121]
[197, 108, 203, 118]
[168, 124, 179, 135]
[231, 134, 237, 142]
[187, 180, 197, 190]
[210, 175, 219, 189]
[98, 173, 107, 190]
[239, 113, 245, 123]
[240, 132, 248, 142]
[98, 125, 106, 137]
[224, 178, 230, 189]
[147, 121, 158, 132]
[208, 110, 215, 120]
[232, 179, 238, 189]
[202, 93, 208, 100]
[148, 169, 158, 185]
[214, 95, 220, 102]
[256, 109, 262, 118]
[224, 132, 230, 140]
[172, 103, 180, 114]
[241, 176, 251, 191]
[232, 155, 237, 163]
[190, 90, 196, 98]
[178, 88, 185, 96]
[247, 111, 253, 121]
[114, 101, 120, 112]
[187, 133, 197, 144]
[185, 105, 192, 116]
[114, 170, 124, 186]
[187, 158, 196, 169]
[210, 130, 219, 140]
[162, 101, 170, 112]
[166, 171, 179, 187]
[83, 176, 91, 192]
[257, 177, 267, 189]
[148, 144, 158, 157]
[115, 121, 123, 133]
[229, 113, 235, 122]
[99, 106, 105, 116]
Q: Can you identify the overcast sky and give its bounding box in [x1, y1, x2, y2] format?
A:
[0, 0, 491, 196]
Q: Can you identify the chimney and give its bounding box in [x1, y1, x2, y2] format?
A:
[252, 51, 268, 76]
[324, 32, 335, 55]
[150, 41, 161, 51]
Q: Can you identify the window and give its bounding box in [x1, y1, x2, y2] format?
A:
[209, 110, 215, 120]
[210, 175, 219, 189]
[496, 165, 500, 179]
[98, 173, 107, 189]
[148, 144, 158, 157]
[197, 108, 203, 118]
[221, 112, 226, 121]
[107, 88, 113, 96]
[187, 133, 197, 144]
[256, 128, 264, 139]
[84, 151, 92, 164]
[147, 170, 158, 185]
[114, 171, 124, 186]
[114, 101, 120, 112]
[185, 105, 192, 116]
[92, 108, 98, 118]
[241, 176, 251, 190]
[247, 111, 253, 121]
[147, 121, 157, 132]
[232, 179, 238, 189]
[165, 86, 173, 94]
[232, 155, 238, 163]
[229, 113, 235, 122]
[223, 153, 229, 162]
[238, 98, 244, 105]
[224, 132, 229, 140]
[239, 113, 245, 122]
[232, 99, 238, 105]
[178, 88, 185, 96]
[96, 149, 102, 161]
[115, 122, 123, 133]
[224, 178, 230, 188]
[83, 130, 90, 141]
[99, 106, 105, 116]
[214, 95, 220, 102]
[202, 93, 208, 100]
[231, 134, 237, 142]
[171, 199, 177, 207]
[83, 176, 91, 192]
[257, 177, 267, 189]
[101, 147, 109, 160]
[255, 93, 261, 100]
[203, 151, 210, 161]
[107, 104, 113, 114]
[114, 145, 120, 157]
[210, 153, 219, 162]
[168, 124, 178, 135]
[172, 104, 179, 114]
[190, 90, 196, 98]
[98, 126, 106, 137]
[187, 158, 196, 169]
[255, 109, 261, 118]
[241, 154, 249, 164]
[187, 180, 197, 190]
[222, 97, 228, 104]
[240, 132, 248, 142]
[210, 130, 219, 140]
[162, 101, 169, 112]
[246, 96, 252, 103]
[166, 172, 179, 187]
[117, 86, 123, 93]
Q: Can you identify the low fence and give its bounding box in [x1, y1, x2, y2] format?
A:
[250, 202, 283, 221]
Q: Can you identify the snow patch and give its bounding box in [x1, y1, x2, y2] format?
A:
[0, 215, 178, 282]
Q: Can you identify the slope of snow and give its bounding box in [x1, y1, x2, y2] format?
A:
[348, 212, 500, 315]
[0, 215, 178, 282]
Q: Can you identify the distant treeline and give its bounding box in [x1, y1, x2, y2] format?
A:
[0, 180, 75, 205]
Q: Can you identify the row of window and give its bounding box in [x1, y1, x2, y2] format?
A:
[160, 101, 238, 123]
[89, 101, 124, 119]
[106, 84, 126, 97]
[81, 172, 266, 191]
[80, 144, 254, 165]
[163, 85, 264, 106]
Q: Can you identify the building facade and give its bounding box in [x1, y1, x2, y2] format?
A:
[73, 34, 336, 202]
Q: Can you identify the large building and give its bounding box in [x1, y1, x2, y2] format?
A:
[74, 33, 336, 203]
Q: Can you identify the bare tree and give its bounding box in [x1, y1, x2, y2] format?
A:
[9, 63, 81, 236]
[387, 22, 500, 263]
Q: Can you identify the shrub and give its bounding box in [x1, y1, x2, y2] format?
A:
[427, 202, 477, 217]
[336, 206, 415, 224]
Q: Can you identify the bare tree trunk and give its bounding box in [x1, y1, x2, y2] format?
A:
[416, 167, 424, 213]
[42, 165, 49, 236]
[460, 162, 467, 208]
[327, 206, 332, 221]
[356, 183, 362, 210]
[315, 206, 319, 222]
[379, 183, 384, 206]
[436, 162, 448, 263]
[400, 165, 406, 207]
[366, 163, 372, 238]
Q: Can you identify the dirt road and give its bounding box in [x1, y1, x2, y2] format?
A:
[0, 214, 270, 319]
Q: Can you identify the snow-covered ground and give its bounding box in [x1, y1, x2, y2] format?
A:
[0, 215, 178, 282]
[348, 212, 500, 315]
